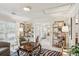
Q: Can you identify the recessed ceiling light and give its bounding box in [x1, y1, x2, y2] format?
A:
[11, 12, 16, 15]
[23, 6, 31, 12]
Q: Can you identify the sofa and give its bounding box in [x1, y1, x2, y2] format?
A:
[0, 42, 10, 56]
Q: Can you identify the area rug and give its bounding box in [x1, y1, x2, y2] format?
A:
[40, 49, 62, 56]
[11, 48, 62, 56]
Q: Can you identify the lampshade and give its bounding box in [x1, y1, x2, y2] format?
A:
[19, 28, 23, 32]
[75, 18, 78, 24]
[62, 26, 69, 32]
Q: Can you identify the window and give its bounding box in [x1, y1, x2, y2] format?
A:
[0, 21, 18, 51]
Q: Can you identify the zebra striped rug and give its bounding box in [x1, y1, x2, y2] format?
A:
[12, 48, 62, 56]
[40, 49, 62, 56]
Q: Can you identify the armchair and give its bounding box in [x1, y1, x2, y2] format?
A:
[0, 42, 10, 56]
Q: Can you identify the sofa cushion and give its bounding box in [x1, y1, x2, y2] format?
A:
[0, 47, 9, 55]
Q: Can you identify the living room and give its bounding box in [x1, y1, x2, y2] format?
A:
[0, 3, 79, 56]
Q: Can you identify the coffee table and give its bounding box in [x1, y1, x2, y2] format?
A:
[17, 42, 41, 56]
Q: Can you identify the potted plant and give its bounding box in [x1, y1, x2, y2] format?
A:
[70, 44, 79, 56]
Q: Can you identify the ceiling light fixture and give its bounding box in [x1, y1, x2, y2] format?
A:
[23, 6, 31, 12]
[11, 12, 16, 15]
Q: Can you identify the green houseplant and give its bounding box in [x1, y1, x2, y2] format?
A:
[70, 44, 79, 56]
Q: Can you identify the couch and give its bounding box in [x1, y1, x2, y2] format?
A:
[0, 42, 10, 56]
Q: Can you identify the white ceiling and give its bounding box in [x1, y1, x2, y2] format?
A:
[0, 3, 77, 22]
